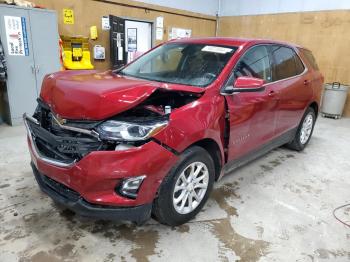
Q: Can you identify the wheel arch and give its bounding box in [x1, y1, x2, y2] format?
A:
[187, 138, 223, 181]
[308, 101, 319, 117]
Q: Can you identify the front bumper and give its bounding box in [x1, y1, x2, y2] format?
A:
[24, 114, 179, 217]
[31, 163, 152, 223]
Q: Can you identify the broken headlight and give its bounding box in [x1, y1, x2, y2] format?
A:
[96, 120, 168, 141]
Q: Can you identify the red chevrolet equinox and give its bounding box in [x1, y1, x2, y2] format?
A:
[24, 38, 323, 226]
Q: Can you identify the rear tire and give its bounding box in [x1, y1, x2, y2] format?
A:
[287, 107, 316, 151]
[152, 146, 215, 226]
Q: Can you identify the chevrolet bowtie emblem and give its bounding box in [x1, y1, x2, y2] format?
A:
[54, 114, 66, 125]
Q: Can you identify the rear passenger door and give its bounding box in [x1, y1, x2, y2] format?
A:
[269, 45, 313, 136]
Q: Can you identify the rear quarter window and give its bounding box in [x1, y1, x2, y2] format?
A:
[300, 49, 319, 71]
[294, 53, 305, 75]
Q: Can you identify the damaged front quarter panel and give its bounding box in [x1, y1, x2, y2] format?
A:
[151, 89, 227, 164]
[95, 89, 204, 150]
[104, 88, 227, 164]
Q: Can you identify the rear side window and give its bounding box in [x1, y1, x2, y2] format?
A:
[233, 45, 272, 83]
[294, 53, 305, 74]
[301, 49, 319, 70]
[271, 46, 305, 81]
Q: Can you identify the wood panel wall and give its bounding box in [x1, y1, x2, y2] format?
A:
[31, 0, 217, 70]
[219, 10, 350, 116]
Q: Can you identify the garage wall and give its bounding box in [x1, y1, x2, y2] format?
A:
[133, 0, 219, 16]
[31, 0, 217, 70]
[218, 10, 350, 116]
[220, 0, 350, 16]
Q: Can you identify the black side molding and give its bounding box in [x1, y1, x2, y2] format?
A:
[222, 127, 297, 176]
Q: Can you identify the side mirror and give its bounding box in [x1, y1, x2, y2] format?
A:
[221, 76, 266, 95]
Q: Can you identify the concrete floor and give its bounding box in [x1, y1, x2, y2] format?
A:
[0, 117, 350, 262]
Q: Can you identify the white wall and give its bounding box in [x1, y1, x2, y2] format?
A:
[125, 21, 152, 52]
[220, 0, 350, 16]
[133, 0, 219, 16]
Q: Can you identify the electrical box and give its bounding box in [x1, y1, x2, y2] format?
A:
[0, 4, 61, 125]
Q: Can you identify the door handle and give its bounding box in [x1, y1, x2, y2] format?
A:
[31, 65, 40, 74]
[268, 91, 276, 97]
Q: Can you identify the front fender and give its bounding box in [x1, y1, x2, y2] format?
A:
[153, 92, 226, 163]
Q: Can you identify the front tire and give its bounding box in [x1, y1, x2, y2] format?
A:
[287, 107, 316, 151]
[152, 146, 215, 226]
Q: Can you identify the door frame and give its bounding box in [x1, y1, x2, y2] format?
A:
[119, 17, 155, 49]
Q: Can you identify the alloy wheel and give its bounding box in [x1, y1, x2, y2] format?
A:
[172, 162, 209, 215]
[300, 113, 314, 144]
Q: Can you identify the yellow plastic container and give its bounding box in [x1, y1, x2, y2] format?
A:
[61, 36, 94, 70]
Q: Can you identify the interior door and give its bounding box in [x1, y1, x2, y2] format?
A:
[225, 45, 279, 162]
[125, 20, 152, 63]
[0, 6, 37, 124]
[29, 9, 60, 94]
[109, 15, 126, 69]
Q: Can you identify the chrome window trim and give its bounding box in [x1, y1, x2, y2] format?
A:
[265, 44, 308, 87]
[23, 113, 76, 168]
[51, 114, 100, 140]
[221, 43, 309, 93]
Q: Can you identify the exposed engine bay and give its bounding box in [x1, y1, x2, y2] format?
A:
[29, 90, 201, 163]
[114, 90, 201, 119]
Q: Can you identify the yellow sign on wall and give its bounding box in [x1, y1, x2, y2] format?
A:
[63, 9, 74, 24]
[90, 26, 98, 40]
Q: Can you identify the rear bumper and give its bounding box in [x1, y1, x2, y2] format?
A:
[31, 162, 152, 223]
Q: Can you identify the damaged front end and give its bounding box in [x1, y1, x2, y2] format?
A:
[25, 102, 103, 166]
[25, 89, 201, 165]
[98, 90, 201, 146]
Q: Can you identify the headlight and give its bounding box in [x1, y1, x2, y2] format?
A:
[96, 120, 168, 141]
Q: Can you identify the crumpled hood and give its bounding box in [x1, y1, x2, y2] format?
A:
[40, 70, 204, 120]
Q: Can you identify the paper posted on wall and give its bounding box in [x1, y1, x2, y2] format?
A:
[127, 28, 137, 52]
[102, 16, 110, 30]
[169, 27, 192, 40]
[156, 27, 163, 40]
[63, 9, 74, 25]
[4, 16, 29, 56]
[156, 16, 164, 28]
[118, 47, 123, 61]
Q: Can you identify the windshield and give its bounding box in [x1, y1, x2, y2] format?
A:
[119, 43, 237, 87]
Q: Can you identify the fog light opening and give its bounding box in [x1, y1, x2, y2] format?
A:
[117, 175, 146, 199]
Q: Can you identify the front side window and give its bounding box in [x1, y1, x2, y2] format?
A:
[271, 46, 305, 81]
[119, 43, 237, 87]
[233, 45, 272, 84]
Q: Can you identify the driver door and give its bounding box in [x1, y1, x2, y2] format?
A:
[225, 45, 279, 163]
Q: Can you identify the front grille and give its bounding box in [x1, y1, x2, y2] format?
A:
[30, 100, 112, 162]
